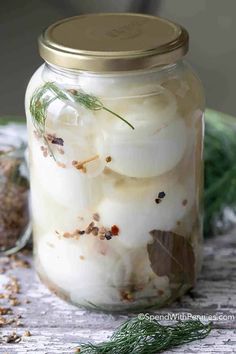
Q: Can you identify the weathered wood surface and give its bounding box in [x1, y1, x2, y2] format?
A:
[0, 232, 236, 354]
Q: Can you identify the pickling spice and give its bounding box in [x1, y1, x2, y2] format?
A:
[155, 198, 161, 204]
[158, 191, 166, 199]
[0, 135, 30, 255]
[61, 217, 120, 241]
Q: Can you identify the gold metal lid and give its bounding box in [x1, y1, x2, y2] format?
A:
[39, 13, 189, 72]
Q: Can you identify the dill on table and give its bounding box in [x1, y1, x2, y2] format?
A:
[204, 109, 236, 236]
[78, 317, 212, 353]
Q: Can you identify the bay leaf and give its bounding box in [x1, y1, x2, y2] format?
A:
[147, 230, 195, 286]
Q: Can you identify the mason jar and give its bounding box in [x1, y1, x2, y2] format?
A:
[0, 131, 30, 255]
[25, 13, 204, 311]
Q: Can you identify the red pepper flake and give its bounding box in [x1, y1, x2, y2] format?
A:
[182, 199, 188, 206]
[111, 225, 119, 236]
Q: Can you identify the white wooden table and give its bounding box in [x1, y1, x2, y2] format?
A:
[0, 231, 236, 354]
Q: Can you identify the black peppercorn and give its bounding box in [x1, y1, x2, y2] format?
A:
[105, 232, 112, 240]
[158, 191, 166, 199]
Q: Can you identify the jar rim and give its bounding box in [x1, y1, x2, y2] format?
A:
[39, 13, 189, 72]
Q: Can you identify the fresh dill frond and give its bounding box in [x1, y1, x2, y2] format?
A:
[30, 86, 58, 161]
[79, 317, 212, 353]
[29, 82, 134, 162]
[204, 110, 236, 235]
[30, 82, 134, 134]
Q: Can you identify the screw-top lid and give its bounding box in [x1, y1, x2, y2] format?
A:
[39, 13, 189, 72]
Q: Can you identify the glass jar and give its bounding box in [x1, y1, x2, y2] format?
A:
[25, 14, 204, 311]
[0, 131, 30, 255]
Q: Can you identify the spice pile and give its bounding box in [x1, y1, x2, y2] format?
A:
[0, 253, 31, 345]
[0, 154, 29, 252]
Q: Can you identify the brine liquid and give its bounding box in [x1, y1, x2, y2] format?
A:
[26, 63, 204, 311]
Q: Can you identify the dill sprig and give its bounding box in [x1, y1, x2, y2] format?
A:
[30, 83, 58, 161]
[79, 317, 212, 353]
[29, 82, 134, 162]
[30, 82, 134, 133]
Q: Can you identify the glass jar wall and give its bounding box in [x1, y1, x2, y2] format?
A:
[25, 59, 204, 311]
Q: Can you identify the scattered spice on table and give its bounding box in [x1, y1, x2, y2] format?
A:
[2, 332, 22, 344]
[0, 307, 12, 316]
[23, 330, 31, 337]
[0, 253, 32, 345]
